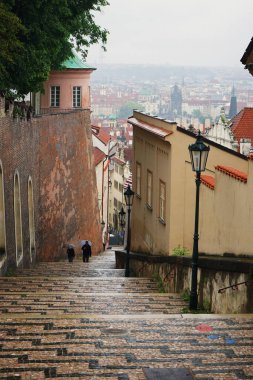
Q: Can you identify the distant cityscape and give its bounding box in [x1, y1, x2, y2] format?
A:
[90, 64, 253, 131]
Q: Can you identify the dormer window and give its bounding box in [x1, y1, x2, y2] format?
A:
[50, 86, 60, 107]
[73, 86, 81, 108]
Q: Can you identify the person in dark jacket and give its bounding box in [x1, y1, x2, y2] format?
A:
[82, 241, 91, 262]
[67, 244, 75, 263]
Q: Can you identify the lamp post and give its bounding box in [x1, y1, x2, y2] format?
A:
[188, 131, 210, 310]
[124, 185, 135, 277]
[119, 206, 126, 246]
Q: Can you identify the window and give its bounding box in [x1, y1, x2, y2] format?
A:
[114, 198, 117, 208]
[119, 183, 123, 193]
[14, 171, 23, 264]
[147, 170, 153, 208]
[136, 162, 141, 197]
[28, 178, 35, 262]
[159, 180, 166, 222]
[73, 86, 81, 108]
[50, 86, 60, 107]
[119, 166, 124, 176]
[0, 163, 6, 257]
[114, 180, 118, 190]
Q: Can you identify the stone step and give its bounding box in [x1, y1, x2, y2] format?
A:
[0, 251, 251, 379]
[0, 291, 186, 316]
[0, 314, 252, 379]
[0, 278, 160, 294]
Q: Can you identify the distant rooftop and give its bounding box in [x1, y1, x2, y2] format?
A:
[62, 54, 96, 70]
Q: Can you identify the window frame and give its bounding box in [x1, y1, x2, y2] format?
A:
[73, 86, 81, 108]
[146, 169, 153, 210]
[159, 180, 166, 223]
[50, 86, 60, 107]
[136, 162, 141, 197]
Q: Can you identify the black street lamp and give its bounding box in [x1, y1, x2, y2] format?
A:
[124, 185, 135, 277]
[119, 206, 126, 227]
[119, 206, 126, 247]
[188, 131, 210, 310]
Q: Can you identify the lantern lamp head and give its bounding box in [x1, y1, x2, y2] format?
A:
[188, 131, 210, 172]
[124, 185, 135, 207]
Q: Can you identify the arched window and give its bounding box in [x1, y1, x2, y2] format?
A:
[0, 162, 6, 259]
[14, 171, 23, 265]
[28, 177, 35, 261]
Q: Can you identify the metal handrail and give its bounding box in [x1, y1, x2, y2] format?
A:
[218, 279, 253, 294]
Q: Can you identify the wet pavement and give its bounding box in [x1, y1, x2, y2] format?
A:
[0, 249, 252, 379]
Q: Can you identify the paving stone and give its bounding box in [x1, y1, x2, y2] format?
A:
[0, 250, 252, 379]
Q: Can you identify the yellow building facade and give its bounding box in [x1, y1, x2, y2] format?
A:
[129, 111, 249, 257]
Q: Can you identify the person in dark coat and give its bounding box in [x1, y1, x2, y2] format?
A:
[67, 244, 75, 263]
[82, 241, 91, 262]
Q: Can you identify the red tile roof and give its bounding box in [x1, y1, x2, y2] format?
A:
[215, 165, 247, 183]
[92, 125, 111, 145]
[93, 147, 106, 166]
[128, 117, 173, 139]
[201, 175, 215, 190]
[230, 108, 253, 145]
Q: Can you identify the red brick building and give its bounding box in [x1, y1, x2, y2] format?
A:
[0, 95, 102, 274]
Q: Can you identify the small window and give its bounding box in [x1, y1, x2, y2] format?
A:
[114, 180, 118, 190]
[147, 170, 153, 208]
[50, 86, 60, 107]
[0, 163, 6, 257]
[159, 180, 166, 222]
[136, 162, 141, 197]
[119, 183, 123, 193]
[114, 197, 117, 208]
[73, 86, 81, 108]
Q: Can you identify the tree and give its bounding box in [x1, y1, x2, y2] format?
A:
[0, 3, 26, 88]
[0, 0, 109, 95]
[118, 101, 144, 119]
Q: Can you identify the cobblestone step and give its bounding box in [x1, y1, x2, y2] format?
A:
[0, 249, 252, 379]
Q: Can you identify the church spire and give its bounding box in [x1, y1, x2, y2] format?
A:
[228, 84, 237, 119]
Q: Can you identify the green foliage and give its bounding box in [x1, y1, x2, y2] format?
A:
[117, 101, 145, 119]
[172, 245, 190, 256]
[0, 3, 26, 85]
[181, 288, 190, 302]
[181, 296, 212, 314]
[152, 272, 165, 293]
[0, 0, 109, 95]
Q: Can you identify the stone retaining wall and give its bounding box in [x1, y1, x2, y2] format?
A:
[115, 250, 253, 313]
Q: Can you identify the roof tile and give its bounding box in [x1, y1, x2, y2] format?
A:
[231, 108, 253, 144]
[201, 175, 215, 190]
[93, 147, 106, 166]
[215, 165, 247, 183]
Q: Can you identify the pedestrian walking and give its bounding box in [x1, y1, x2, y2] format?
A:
[66, 244, 75, 263]
[81, 240, 91, 262]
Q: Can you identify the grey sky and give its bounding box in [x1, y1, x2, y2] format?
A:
[87, 0, 253, 67]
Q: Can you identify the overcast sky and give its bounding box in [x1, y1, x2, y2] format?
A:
[87, 0, 253, 67]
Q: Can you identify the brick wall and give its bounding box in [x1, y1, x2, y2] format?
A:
[0, 96, 102, 272]
[0, 96, 39, 271]
[36, 110, 102, 260]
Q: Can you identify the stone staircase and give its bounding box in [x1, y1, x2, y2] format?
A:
[0, 250, 252, 379]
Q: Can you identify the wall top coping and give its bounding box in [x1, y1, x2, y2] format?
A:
[115, 250, 253, 274]
[216, 165, 247, 183]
